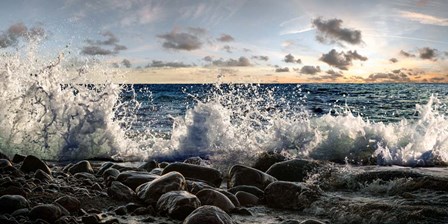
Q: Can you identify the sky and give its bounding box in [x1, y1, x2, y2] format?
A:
[0, 0, 447, 83]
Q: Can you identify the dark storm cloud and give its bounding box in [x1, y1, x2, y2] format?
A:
[210, 56, 251, 67]
[319, 49, 367, 70]
[312, 17, 363, 46]
[252, 55, 269, 61]
[275, 67, 289, 72]
[300, 65, 321, 75]
[399, 50, 416, 57]
[284, 54, 301, 63]
[121, 59, 131, 68]
[157, 28, 204, 51]
[419, 47, 438, 60]
[82, 31, 127, 55]
[390, 58, 398, 63]
[0, 22, 46, 48]
[145, 60, 192, 68]
[217, 34, 234, 42]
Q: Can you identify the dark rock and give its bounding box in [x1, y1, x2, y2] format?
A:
[0, 186, 27, 198]
[216, 189, 240, 208]
[138, 160, 158, 172]
[136, 171, 186, 205]
[149, 168, 163, 175]
[116, 171, 158, 190]
[125, 203, 141, 214]
[196, 189, 235, 213]
[280, 220, 300, 224]
[183, 205, 234, 224]
[162, 162, 222, 187]
[34, 169, 53, 182]
[0, 152, 9, 161]
[228, 185, 264, 198]
[184, 157, 211, 167]
[11, 208, 29, 217]
[68, 160, 93, 174]
[235, 191, 258, 207]
[0, 195, 29, 214]
[82, 214, 101, 224]
[73, 172, 96, 180]
[11, 154, 25, 164]
[96, 162, 114, 176]
[228, 165, 277, 190]
[20, 155, 51, 174]
[107, 181, 135, 201]
[266, 159, 321, 182]
[156, 190, 200, 220]
[159, 162, 169, 168]
[264, 181, 320, 210]
[114, 206, 127, 215]
[29, 204, 63, 223]
[102, 168, 120, 180]
[231, 207, 252, 216]
[131, 206, 155, 216]
[54, 195, 81, 214]
[301, 219, 325, 224]
[0, 159, 12, 169]
[186, 180, 213, 194]
[252, 152, 286, 172]
[0, 215, 18, 224]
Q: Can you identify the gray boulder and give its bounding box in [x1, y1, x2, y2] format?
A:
[156, 191, 201, 220]
[136, 171, 186, 205]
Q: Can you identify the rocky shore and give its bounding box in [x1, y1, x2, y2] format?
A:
[0, 152, 447, 224]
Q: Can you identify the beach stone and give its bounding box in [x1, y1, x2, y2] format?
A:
[0, 152, 9, 161]
[0, 195, 29, 214]
[235, 191, 258, 207]
[264, 181, 320, 210]
[183, 205, 234, 224]
[34, 169, 53, 182]
[184, 157, 211, 167]
[252, 152, 286, 172]
[266, 159, 321, 182]
[0, 159, 12, 169]
[102, 168, 120, 180]
[301, 219, 325, 224]
[159, 162, 169, 168]
[186, 180, 213, 194]
[11, 154, 25, 164]
[54, 195, 81, 214]
[29, 204, 63, 223]
[82, 214, 101, 224]
[149, 168, 163, 175]
[196, 189, 235, 213]
[136, 171, 186, 205]
[228, 185, 264, 198]
[281, 220, 300, 224]
[138, 160, 158, 172]
[108, 181, 135, 201]
[117, 171, 158, 190]
[228, 165, 277, 190]
[20, 155, 51, 174]
[216, 189, 240, 208]
[96, 162, 114, 176]
[162, 162, 222, 187]
[73, 172, 96, 180]
[156, 191, 201, 220]
[0, 186, 27, 197]
[68, 160, 93, 174]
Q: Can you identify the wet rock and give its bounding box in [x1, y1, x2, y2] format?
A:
[266, 159, 321, 182]
[228, 165, 277, 190]
[231, 207, 252, 216]
[68, 160, 93, 174]
[196, 189, 235, 213]
[107, 181, 135, 201]
[235, 191, 258, 207]
[136, 171, 186, 205]
[20, 155, 51, 174]
[159, 162, 169, 168]
[184, 157, 211, 167]
[29, 204, 63, 223]
[138, 160, 158, 172]
[116, 171, 158, 190]
[216, 189, 240, 208]
[0, 159, 12, 169]
[54, 195, 81, 214]
[96, 162, 114, 176]
[73, 172, 96, 180]
[34, 169, 53, 182]
[228, 185, 264, 198]
[183, 205, 234, 224]
[301, 219, 325, 224]
[0, 195, 29, 214]
[102, 168, 120, 180]
[186, 180, 213, 194]
[162, 162, 222, 187]
[11, 154, 25, 164]
[149, 168, 163, 175]
[252, 152, 286, 172]
[82, 214, 101, 224]
[156, 190, 201, 220]
[264, 181, 320, 210]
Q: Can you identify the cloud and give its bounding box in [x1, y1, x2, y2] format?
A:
[418, 47, 438, 60]
[0, 22, 46, 48]
[400, 50, 416, 57]
[209, 56, 252, 67]
[312, 17, 363, 46]
[145, 60, 192, 68]
[300, 65, 321, 75]
[389, 58, 398, 63]
[399, 11, 448, 26]
[284, 54, 302, 63]
[252, 55, 269, 61]
[275, 67, 289, 72]
[81, 31, 127, 55]
[157, 28, 204, 51]
[222, 45, 233, 53]
[217, 34, 234, 42]
[326, 69, 343, 77]
[364, 70, 412, 83]
[203, 56, 213, 62]
[122, 59, 131, 68]
[319, 49, 367, 70]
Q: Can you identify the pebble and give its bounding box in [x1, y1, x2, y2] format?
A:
[235, 191, 258, 207]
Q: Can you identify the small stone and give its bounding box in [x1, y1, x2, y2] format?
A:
[231, 207, 252, 216]
[186, 180, 213, 195]
[11, 154, 25, 164]
[228, 165, 276, 190]
[96, 162, 114, 176]
[20, 155, 51, 174]
[54, 195, 81, 214]
[29, 204, 63, 223]
[149, 168, 163, 175]
[162, 162, 223, 187]
[34, 169, 53, 182]
[102, 168, 120, 180]
[107, 181, 135, 201]
[156, 191, 200, 220]
[136, 171, 186, 205]
[159, 162, 169, 168]
[235, 191, 258, 207]
[138, 160, 158, 172]
[266, 159, 321, 182]
[116, 171, 158, 190]
[264, 181, 320, 210]
[0, 195, 29, 214]
[74, 172, 96, 180]
[0, 159, 12, 169]
[183, 205, 234, 224]
[196, 189, 235, 213]
[68, 160, 93, 174]
[0, 186, 27, 198]
[10, 208, 29, 217]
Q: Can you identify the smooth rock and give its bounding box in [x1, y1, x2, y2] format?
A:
[136, 171, 186, 205]
[108, 181, 135, 201]
[0, 195, 29, 214]
[138, 160, 158, 172]
[156, 191, 201, 220]
[252, 152, 286, 172]
[82, 214, 101, 224]
[102, 168, 120, 180]
[116, 171, 158, 190]
[228, 185, 264, 198]
[96, 162, 114, 176]
[68, 160, 93, 174]
[29, 204, 63, 223]
[183, 205, 234, 224]
[184, 157, 211, 167]
[280, 220, 300, 224]
[162, 162, 222, 187]
[0, 159, 12, 168]
[264, 181, 320, 210]
[11, 154, 25, 164]
[54, 195, 81, 214]
[186, 180, 213, 194]
[196, 189, 235, 213]
[301, 219, 325, 224]
[228, 165, 276, 190]
[149, 168, 163, 175]
[159, 162, 169, 168]
[0, 152, 9, 161]
[216, 189, 240, 208]
[235, 191, 258, 207]
[266, 159, 321, 182]
[20, 155, 51, 174]
[34, 169, 53, 182]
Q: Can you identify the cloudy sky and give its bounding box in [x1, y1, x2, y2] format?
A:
[1, 0, 447, 83]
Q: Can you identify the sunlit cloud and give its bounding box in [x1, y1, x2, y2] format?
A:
[399, 10, 448, 26]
